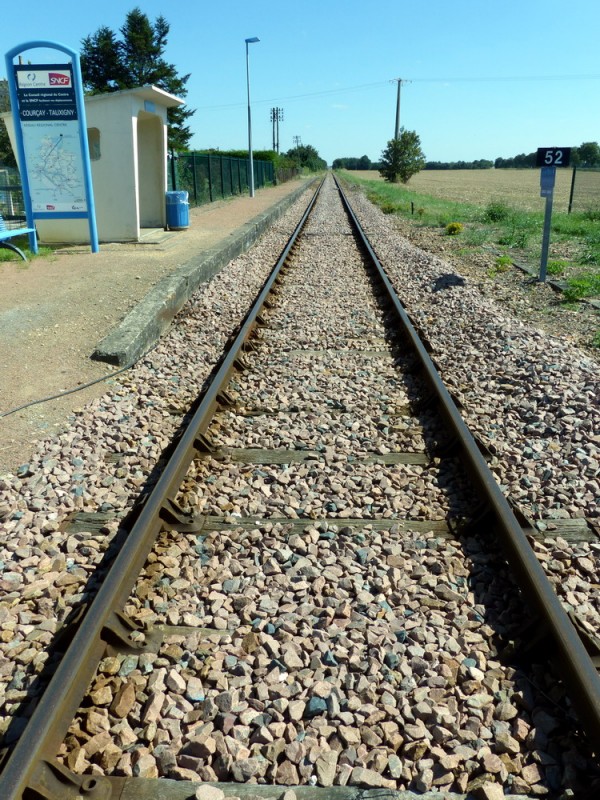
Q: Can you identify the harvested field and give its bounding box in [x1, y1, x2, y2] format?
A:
[352, 168, 592, 213]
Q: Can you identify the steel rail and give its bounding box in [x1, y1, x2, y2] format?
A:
[0, 179, 324, 800]
[335, 174, 600, 747]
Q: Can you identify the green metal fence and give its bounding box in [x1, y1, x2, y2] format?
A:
[568, 167, 600, 214]
[168, 152, 275, 206]
[2, 155, 298, 221]
[0, 165, 25, 224]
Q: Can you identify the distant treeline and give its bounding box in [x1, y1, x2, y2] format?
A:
[332, 156, 374, 170]
[333, 141, 600, 171]
[332, 156, 494, 170]
[424, 160, 494, 170]
[495, 142, 600, 168]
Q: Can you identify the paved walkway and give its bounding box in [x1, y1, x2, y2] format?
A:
[0, 178, 311, 473]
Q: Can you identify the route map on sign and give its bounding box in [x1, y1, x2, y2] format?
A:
[21, 122, 87, 213]
[15, 64, 88, 214]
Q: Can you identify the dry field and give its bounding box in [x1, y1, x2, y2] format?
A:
[352, 168, 594, 213]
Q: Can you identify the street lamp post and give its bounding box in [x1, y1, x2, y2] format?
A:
[245, 36, 260, 197]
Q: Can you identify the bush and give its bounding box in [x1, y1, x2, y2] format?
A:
[445, 221, 463, 236]
[483, 200, 511, 223]
[497, 213, 537, 248]
[546, 259, 567, 276]
[562, 274, 600, 302]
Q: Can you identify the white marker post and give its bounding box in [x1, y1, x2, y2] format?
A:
[536, 147, 571, 282]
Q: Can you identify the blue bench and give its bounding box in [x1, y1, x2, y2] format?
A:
[0, 213, 37, 261]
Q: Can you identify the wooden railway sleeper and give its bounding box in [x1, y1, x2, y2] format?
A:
[447, 497, 494, 537]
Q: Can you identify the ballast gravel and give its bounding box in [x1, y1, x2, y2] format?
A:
[0, 188, 317, 740]
[1, 175, 599, 796]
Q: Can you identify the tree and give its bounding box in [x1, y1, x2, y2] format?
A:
[80, 7, 195, 151]
[283, 144, 327, 172]
[80, 27, 126, 92]
[379, 129, 425, 184]
[574, 142, 600, 168]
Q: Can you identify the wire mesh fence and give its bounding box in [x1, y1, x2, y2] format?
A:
[568, 167, 600, 214]
[1, 154, 298, 224]
[167, 152, 277, 206]
[0, 165, 25, 226]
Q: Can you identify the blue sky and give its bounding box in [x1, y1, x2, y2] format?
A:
[3, 0, 600, 165]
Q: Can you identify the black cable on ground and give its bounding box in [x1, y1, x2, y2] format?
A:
[0, 362, 134, 419]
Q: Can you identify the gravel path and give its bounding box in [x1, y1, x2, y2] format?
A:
[1, 175, 598, 797]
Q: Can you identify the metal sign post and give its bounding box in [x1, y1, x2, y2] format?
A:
[4, 40, 99, 253]
[536, 147, 571, 282]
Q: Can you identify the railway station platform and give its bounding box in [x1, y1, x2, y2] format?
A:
[0, 177, 313, 474]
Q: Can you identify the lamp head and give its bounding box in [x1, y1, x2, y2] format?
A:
[245, 37, 260, 44]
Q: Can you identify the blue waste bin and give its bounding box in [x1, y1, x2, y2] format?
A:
[165, 190, 189, 230]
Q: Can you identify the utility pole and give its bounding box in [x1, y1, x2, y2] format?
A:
[392, 78, 411, 139]
[293, 135, 302, 148]
[270, 107, 284, 153]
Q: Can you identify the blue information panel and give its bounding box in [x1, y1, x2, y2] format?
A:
[5, 40, 99, 252]
[540, 165, 556, 198]
[14, 63, 88, 214]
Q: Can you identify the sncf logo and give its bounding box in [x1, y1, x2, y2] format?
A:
[49, 73, 70, 86]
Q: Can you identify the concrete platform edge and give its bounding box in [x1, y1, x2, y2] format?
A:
[92, 179, 315, 366]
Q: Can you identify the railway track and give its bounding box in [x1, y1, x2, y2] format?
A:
[1, 174, 599, 798]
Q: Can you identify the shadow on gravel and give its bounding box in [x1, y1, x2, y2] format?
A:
[462, 534, 600, 798]
[432, 272, 467, 292]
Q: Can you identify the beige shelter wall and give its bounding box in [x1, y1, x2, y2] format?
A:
[136, 112, 167, 229]
[83, 93, 140, 242]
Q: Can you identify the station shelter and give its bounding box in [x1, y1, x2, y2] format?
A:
[2, 85, 183, 244]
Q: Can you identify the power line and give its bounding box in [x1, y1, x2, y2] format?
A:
[410, 74, 600, 83]
[196, 73, 600, 110]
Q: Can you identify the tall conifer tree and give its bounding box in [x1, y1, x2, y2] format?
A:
[80, 7, 194, 151]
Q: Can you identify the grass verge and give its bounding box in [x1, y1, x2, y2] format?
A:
[338, 170, 600, 302]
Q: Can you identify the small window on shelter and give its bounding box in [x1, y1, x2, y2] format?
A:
[87, 128, 101, 160]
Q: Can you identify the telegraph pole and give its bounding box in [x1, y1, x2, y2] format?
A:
[270, 107, 284, 153]
[392, 78, 410, 139]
